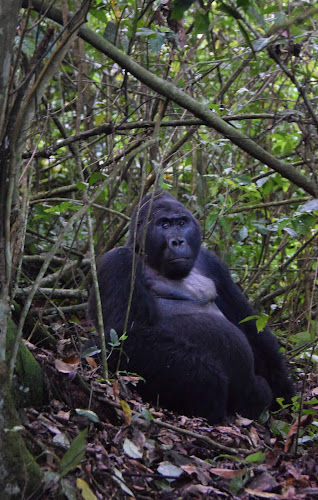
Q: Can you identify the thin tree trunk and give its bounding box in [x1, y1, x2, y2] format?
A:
[0, 2, 43, 495]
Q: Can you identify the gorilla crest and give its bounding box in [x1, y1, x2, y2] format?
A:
[88, 191, 293, 423]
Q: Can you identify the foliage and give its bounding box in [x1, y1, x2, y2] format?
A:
[8, 0, 315, 363]
[0, 0, 318, 496]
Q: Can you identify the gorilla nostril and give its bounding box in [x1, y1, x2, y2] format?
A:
[171, 238, 183, 247]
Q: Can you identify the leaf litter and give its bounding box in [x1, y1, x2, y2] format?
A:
[21, 332, 318, 500]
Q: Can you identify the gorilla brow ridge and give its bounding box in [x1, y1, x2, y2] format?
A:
[138, 191, 167, 213]
[137, 192, 173, 224]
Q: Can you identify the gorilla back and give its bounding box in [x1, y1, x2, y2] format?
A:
[88, 191, 293, 423]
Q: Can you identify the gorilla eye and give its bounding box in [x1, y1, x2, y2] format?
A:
[178, 220, 185, 227]
[162, 221, 170, 229]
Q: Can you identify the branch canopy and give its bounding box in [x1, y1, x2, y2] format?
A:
[22, 0, 318, 197]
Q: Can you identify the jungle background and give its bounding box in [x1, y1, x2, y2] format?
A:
[0, 0, 317, 498]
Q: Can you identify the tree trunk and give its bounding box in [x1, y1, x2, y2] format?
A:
[0, 2, 43, 495]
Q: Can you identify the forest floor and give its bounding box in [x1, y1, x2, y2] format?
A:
[21, 319, 318, 500]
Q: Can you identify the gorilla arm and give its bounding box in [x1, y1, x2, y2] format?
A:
[196, 247, 294, 403]
[88, 247, 155, 338]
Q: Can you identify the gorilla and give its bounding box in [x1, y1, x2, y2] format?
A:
[88, 191, 293, 423]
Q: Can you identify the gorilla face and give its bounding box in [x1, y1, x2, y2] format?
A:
[129, 193, 201, 279]
[147, 208, 199, 279]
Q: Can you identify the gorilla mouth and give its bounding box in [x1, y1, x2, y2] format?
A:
[169, 258, 189, 263]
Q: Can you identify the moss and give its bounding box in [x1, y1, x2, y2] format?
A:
[0, 362, 43, 498]
[6, 318, 45, 407]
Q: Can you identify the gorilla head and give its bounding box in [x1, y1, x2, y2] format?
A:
[126, 192, 201, 279]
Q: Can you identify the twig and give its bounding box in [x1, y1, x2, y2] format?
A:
[14, 287, 87, 299]
[93, 391, 252, 456]
[8, 138, 157, 383]
[231, 197, 310, 213]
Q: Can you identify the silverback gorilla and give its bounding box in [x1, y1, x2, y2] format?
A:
[88, 191, 293, 423]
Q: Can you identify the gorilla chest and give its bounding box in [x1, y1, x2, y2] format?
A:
[145, 267, 220, 316]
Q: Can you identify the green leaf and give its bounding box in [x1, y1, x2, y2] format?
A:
[109, 328, 119, 346]
[253, 37, 271, 52]
[298, 199, 318, 213]
[237, 0, 252, 9]
[193, 9, 210, 35]
[171, 0, 196, 20]
[290, 330, 314, 346]
[90, 8, 108, 24]
[120, 33, 129, 53]
[275, 397, 292, 410]
[89, 172, 106, 186]
[245, 452, 266, 463]
[150, 33, 166, 54]
[140, 408, 154, 421]
[103, 22, 117, 44]
[236, 226, 248, 242]
[44, 201, 79, 215]
[82, 345, 101, 357]
[59, 428, 87, 478]
[283, 227, 298, 238]
[229, 472, 249, 495]
[304, 397, 318, 405]
[75, 409, 100, 423]
[239, 314, 268, 333]
[239, 315, 259, 324]
[255, 313, 269, 333]
[270, 419, 289, 438]
[137, 28, 158, 36]
[77, 182, 88, 191]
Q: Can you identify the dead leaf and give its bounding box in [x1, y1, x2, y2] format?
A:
[181, 464, 198, 475]
[62, 354, 80, 364]
[247, 471, 279, 492]
[184, 484, 226, 496]
[120, 400, 132, 425]
[86, 356, 98, 369]
[245, 488, 280, 498]
[38, 415, 61, 435]
[285, 475, 310, 488]
[280, 486, 306, 499]
[22, 339, 37, 350]
[121, 376, 141, 384]
[249, 425, 262, 447]
[180, 463, 210, 486]
[157, 462, 183, 478]
[210, 467, 245, 479]
[123, 438, 143, 459]
[57, 410, 70, 421]
[113, 379, 120, 400]
[55, 358, 78, 373]
[236, 415, 254, 426]
[284, 414, 314, 452]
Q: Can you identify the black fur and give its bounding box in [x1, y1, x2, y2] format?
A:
[88, 192, 293, 422]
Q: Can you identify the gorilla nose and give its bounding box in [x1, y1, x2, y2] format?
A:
[170, 237, 185, 247]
